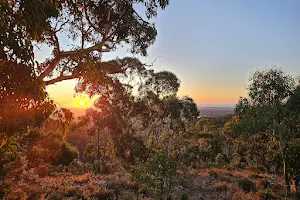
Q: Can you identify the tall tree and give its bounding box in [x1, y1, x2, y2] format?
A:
[234, 68, 298, 195]
[0, 0, 170, 144]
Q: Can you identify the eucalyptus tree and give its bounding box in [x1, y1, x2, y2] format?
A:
[284, 85, 300, 196]
[0, 0, 170, 145]
[78, 68, 199, 167]
[234, 68, 299, 195]
[1, 0, 170, 86]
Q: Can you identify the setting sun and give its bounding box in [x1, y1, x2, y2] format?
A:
[75, 96, 89, 107]
[79, 100, 85, 106]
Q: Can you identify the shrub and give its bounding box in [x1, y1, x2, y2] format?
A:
[256, 178, 273, 190]
[27, 131, 63, 167]
[92, 189, 114, 199]
[232, 191, 255, 200]
[215, 153, 227, 166]
[248, 173, 263, 179]
[257, 190, 277, 200]
[248, 165, 266, 173]
[36, 163, 49, 177]
[181, 192, 189, 200]
[66, 186, 83, 198]
[238, 178, 257, 193]
[133, 150, 177, 200]
[67, 159, 87, 174]
[27, 185, 43, 200]
[122, 192, 135, 200]
[47, 193, 63, 200]
[214, 182, 228, 192]
[208, 169, 218, 178]
[55, 142, 79, 166]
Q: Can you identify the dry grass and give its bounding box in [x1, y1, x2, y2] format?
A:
[4, 163, 295, 200]
[176, 167, 294, 200]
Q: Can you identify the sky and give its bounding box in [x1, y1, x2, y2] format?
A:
[44, 0, 300, 112]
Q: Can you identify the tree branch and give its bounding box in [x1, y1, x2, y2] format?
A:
[44, 74, 78, 85]
[39, 56, 61, 80]
[60, 41, 110, 57]
[39, 41, 111, 81]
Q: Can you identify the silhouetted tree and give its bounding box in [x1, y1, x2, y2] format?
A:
[1, 0, 170, 145]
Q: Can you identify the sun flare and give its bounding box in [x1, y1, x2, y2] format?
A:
[75, 96, 89, 107]
[73, 94, 97, 108]
[79, 100, 85, 106]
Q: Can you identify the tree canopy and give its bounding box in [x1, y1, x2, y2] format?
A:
[0, 0, 170, 145]
[233, 68, 300, 195]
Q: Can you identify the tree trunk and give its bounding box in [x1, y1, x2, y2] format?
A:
[0, 162, 4, 199]
[283, 160, 291, 195]
[97, 129, 101, 173]
[160, 182, 163, 200]
[295, 178, 300, 199]
[277, 138, 290, 196]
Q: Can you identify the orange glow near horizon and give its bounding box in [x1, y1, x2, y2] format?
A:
[46, 79, 242, 117]
[46, 80, 97, 109]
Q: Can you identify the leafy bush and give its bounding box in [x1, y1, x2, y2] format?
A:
[248, 173, 263, 179]
[47, 193, 63, 200]
[27, 131, 63, 167]
[257, 177, 274, 190]
[257, 190, 277, 200]
[92, 189, 114, 199]
[65, 186, 83, 198]
[215, 153, 227, 166]
[238, 178, 257, 193]
[67, 159, 87, 174]
[248, 165, 266, 173]
[36, 163, 49, 177]
[208, 169, 218, 178]
[123, 192, 136, 200]
[214, 182, 228, 192]
[133, 150, 177, 199]
[179, 192, 189, 200]
[55, 142, 79, 166]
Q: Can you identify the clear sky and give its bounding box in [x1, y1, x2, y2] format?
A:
[45, 0, 300, 111]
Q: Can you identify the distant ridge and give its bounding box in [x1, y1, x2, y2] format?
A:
[198, 105, 235, 118]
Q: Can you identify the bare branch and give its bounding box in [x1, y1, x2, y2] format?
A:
[55, 19, 69, 33]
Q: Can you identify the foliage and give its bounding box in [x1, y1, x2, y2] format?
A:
[257, 190, 277, 200]
[0, 0, 170, 149]
[231, 68, 300, 194]
[0, 0, 171, 96]
[237, 178, 257, 193]
[196, 118, 214, 132]
[0, 61, 55, 145]
[286, 139, 300, 179]
[26, 131, 63, 167]
[133, 150, 177, 200]
[55, 142, 79, 166]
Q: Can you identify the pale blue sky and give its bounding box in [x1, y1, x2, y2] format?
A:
[42, 0, 300, 106]
[138, 0, 300, 104]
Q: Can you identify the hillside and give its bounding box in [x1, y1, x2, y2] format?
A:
[5, 162, 292, 200]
